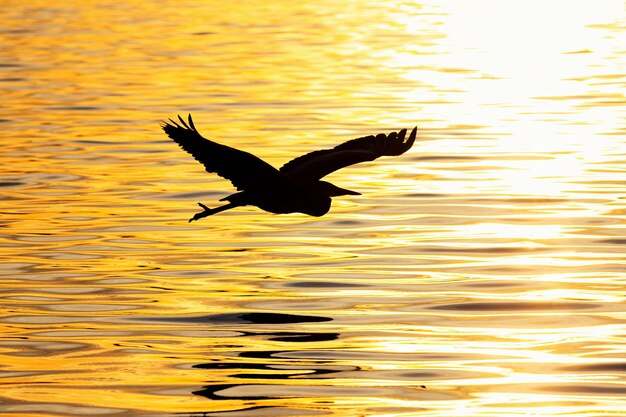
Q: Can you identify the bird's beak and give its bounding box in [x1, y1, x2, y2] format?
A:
[318, 181, 361, 197]
[335, 186, 361, 196]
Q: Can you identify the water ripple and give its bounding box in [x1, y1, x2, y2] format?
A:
[1, 0, 625, 416]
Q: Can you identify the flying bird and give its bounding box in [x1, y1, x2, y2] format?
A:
[162, 115, 416, 222]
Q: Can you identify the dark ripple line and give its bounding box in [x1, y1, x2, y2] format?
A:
[431, 301, 596, 311]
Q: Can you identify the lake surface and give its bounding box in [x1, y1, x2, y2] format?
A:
[1, 1, 626, 416]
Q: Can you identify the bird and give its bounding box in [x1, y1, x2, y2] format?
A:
[161, 114, 417, 222]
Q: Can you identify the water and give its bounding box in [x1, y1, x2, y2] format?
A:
[1, 1, 626, 416]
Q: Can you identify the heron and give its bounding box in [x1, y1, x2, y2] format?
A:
[162, 114, 417, 222]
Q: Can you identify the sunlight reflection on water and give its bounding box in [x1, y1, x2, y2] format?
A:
[1, 0, 626, 416]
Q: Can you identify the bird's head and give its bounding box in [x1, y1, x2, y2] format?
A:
[316, 181, 361, 197]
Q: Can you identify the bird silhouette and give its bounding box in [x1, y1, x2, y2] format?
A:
[162, 115, 417, 222]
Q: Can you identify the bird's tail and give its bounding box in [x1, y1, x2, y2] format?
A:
[189, 202, 239, 222]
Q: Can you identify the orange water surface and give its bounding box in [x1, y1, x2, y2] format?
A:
[1, 1, 626, 416]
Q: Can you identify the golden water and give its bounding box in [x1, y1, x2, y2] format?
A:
[1, 1, 625, 416]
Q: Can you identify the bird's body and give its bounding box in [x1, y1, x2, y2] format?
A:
[162, 115, 416, 221]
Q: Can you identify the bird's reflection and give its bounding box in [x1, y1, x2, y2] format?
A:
[162, 114, 417, 221]
[140, 311, 333, 325]
[171, 310, 342, 411]
[193, 357, 359, 400]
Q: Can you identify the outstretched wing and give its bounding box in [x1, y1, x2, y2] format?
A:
[281, 126, 417, 181]
[162, 114, 288, 191]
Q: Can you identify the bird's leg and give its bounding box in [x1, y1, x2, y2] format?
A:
[189, 202, 214, 223]
[188, 202, 238, 222]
